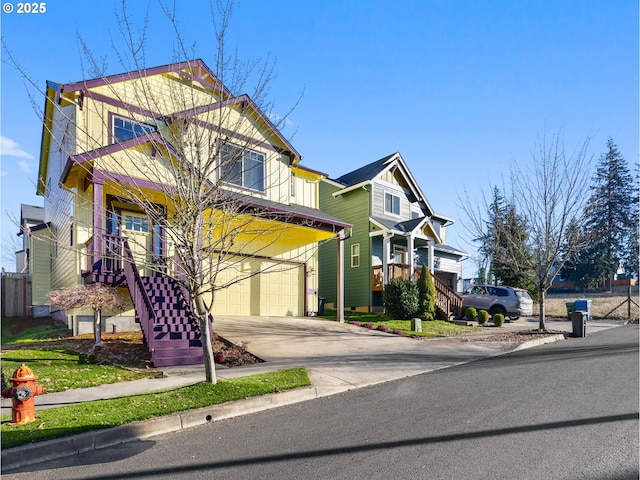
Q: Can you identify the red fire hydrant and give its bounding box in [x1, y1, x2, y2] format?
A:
[2, 364, 47, 424]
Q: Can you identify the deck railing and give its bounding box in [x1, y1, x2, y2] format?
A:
[371, 264, 463, 319]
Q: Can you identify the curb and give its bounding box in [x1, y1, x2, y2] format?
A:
[2, 386, 318, 472]
[512, 333, 566, 351]
[1, 334, 569, 472]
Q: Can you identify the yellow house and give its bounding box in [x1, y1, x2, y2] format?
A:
[36, 59, 350, 366]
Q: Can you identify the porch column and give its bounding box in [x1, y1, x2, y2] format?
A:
[408, 234, 415, 280]
[337, 230, 345, 323]
[428, 239, 435, 274]
[382, 233, 391, 285]
[92, 179, 104, 271]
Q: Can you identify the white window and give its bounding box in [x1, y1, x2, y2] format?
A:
[112, 115, 156, 143]
[351, 243, 360, 268]
[220, 144, 265, 192]
[123, 214, 149, 233]
[384, 192, 400, 215]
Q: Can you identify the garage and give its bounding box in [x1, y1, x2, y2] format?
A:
[212, 259, 304, 317]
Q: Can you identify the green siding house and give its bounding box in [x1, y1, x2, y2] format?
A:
[319, 153, 466, 317]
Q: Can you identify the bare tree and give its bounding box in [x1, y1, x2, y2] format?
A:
[462, 132, 593, 330]
[2, 1, 338, 383]
[48, 285, 127, 348]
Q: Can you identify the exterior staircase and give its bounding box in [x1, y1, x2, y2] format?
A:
[84, 234, 206, 367]
[431, 272, 463, 320]
[137, 276, 205, 367]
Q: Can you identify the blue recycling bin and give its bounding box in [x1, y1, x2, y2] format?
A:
[574, 299, 592, 321]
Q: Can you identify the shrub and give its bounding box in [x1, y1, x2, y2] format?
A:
[477, 310, 490, 325]
[392, 329, 404, 336]
[350, 321, 361, 327]
[493, 313, 505, 327]
[465, 307, 477, 321]
[383, 279, 420, 320]
[364, 322, 374, 329]
[376, 324, 390, 333]
[417, 265, 436, 320]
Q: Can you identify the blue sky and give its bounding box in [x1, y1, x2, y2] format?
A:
[1, 0, 637, 275]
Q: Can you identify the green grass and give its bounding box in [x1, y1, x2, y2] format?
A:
[1, 318, 71, 345]
[1, 367, 310, 449]
[1, 349, 157, 392]
[321, 309, 477, 337]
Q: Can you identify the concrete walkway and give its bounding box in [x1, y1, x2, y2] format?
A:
[1, 316, 625, 471]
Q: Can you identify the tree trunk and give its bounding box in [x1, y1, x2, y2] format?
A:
[93, 308, 103, 348]
[538, 290, 547, 331]
[194, 293, 217, 384]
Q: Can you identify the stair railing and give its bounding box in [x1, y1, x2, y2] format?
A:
[121, 237, 157, 352]
[430, 270, 463, 319]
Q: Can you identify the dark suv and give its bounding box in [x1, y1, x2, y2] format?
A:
[462, 285, 533, 319]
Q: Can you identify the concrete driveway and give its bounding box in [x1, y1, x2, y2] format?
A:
[214, 315, 520, 395]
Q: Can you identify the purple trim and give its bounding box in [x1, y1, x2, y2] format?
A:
[90, 166, 348, 233]
[83, 90, 297, 161]
[58, 59, 232, 99]
[92, 169, 179, 196]
[172, 96, 247, 121]
[93, 181, 104, 262]
[85, 90, 158, 120]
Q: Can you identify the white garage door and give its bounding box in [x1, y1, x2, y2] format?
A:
[212, 260, 303, 317]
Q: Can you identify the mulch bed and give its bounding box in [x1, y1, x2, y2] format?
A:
[2, 317, 262, 371]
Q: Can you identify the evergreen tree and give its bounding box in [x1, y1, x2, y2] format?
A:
[417, 265, 436, 320]
[479, 187, 536, 298]
[576, 138, 634, 287]
[621, 166, 639, 278]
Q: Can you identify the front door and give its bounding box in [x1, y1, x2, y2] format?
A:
[121, 211, 152, 275]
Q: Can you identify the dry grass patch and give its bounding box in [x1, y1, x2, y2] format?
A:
[537, 292, 639, 321]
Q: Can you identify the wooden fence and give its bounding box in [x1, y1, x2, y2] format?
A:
[1, 273, 32, 317]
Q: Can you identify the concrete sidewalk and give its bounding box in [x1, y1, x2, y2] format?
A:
[1, 316, 625, 471]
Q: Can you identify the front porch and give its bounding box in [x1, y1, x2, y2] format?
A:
[371, 264, 463, 319]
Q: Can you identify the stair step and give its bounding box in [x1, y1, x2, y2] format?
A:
[152, 334, 201, 345]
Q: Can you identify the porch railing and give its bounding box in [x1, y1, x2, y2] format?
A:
[85, 234, 166, 275]
[371, 264, 463, 319]
[85, 234, 126, 274]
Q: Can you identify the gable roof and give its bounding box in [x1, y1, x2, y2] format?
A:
[20, 204, 45, 224]
[335, 153, 396, 187]
[332, 152, 438, 218]
[38, 59, 302, 195]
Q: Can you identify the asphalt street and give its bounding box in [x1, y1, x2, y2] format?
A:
[4, 325, 638, 479]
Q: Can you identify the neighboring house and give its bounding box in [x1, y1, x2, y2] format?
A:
[318, 153, 466, 318]
[35, 59, 350, 365]
[15, 204, 44, 273]
[15, 204, 51, 316]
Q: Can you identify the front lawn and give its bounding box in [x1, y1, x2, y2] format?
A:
[1, 367, 310, 448]
[321, 310, 477, 337]
[1, 348, 157, 392]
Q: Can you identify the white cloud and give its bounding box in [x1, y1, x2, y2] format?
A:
[268, 112, 296, 129]
[0, 170, 8, 177]
[0, 135, 34, 160]
[17, 159, 32, 173]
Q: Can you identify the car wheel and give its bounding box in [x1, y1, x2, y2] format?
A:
[508, 316, 520, 321]
[490, 305, 507, 317]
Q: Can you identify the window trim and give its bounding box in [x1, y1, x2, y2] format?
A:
[111, 114, 156, 144]
[219, 143, 266, 193]
[351, 243, 360, 268]
[384, 192, 401, 216]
